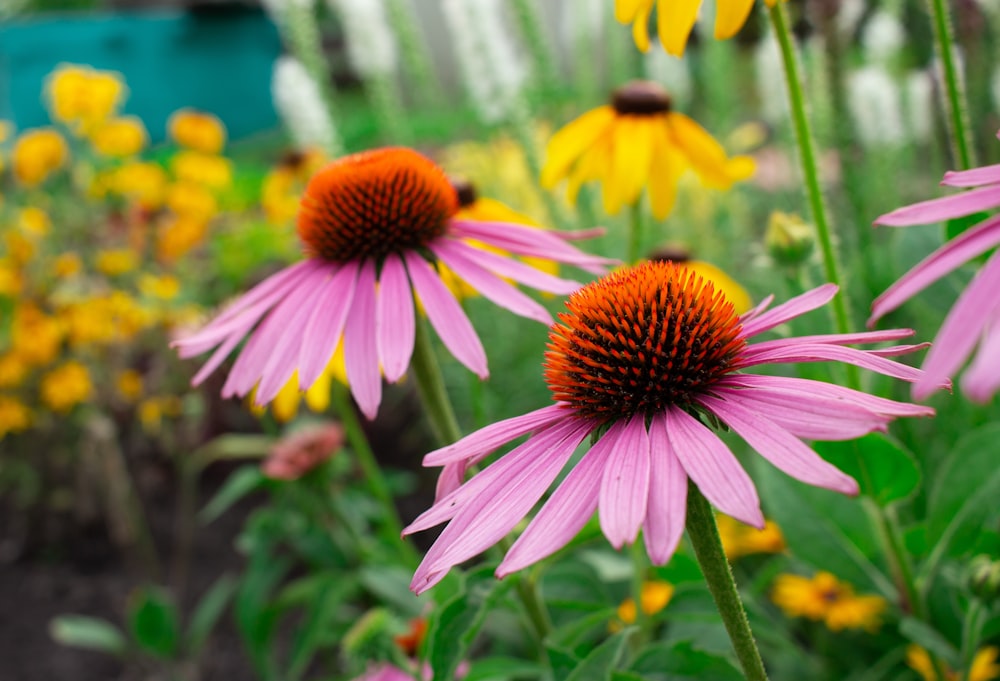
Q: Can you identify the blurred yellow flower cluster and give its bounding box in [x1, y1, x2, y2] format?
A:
[771, 571, 887, 632]
[716, 513, 785, 560]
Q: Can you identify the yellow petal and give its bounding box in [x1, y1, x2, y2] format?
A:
[667, 112, 746, 189]
[304, 370, 332, 412]
[615, 0, 648, 23]
[612, 117, 655, 208]
[647, 122, 687, 220]
[658, 0, 701, 57]
[632, 7, 652, 53]
[714, 0, 757, 40]
[567, 131, 612, 205]
[541, 107, 616, 189]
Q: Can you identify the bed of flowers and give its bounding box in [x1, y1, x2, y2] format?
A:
[2, 1, 1000, 680]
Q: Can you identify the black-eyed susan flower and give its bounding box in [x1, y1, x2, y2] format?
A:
[541, 81, 754, 220]
[615, 580, 674, 627]
[771, 572, 887, 632]
[616, 0, 781, 57]
[175, 147, 612, 420]
[403, 261, 935, 593]
[907, 645, 1000, 681]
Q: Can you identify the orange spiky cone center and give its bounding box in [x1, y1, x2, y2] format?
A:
[297, 147, 458, 262]
[544, 261, 746, 421]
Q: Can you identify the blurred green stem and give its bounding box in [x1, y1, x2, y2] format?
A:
[926, 0, 976, 170]
[330, 382, 419, 567]
[385, 0, 441, 110]
[686, 483, 768, 681]
[511, 0, 560, 100]
[628, 201, 644, 264]
[629, 541, 651, 645]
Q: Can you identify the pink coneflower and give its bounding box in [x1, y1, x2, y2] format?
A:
[174, 148, 611, 419]
[404, 261, 935, 593]
[262, 421, 344, 480]
[871, 141, 1000, 401]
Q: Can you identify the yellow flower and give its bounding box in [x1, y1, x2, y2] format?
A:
[89, 116, 147, 157]
[907, 645, 1000, 681]
[170, 151, 232, 190]
[0, 354, 27, 388]
[12, 128, 69, 187]
[52, 252, 83, 278]
[0, 396, 32, 438]
[615, 0, 781, 57]
[138, 395, 183, 433]
[40, 361, 93, 412]
[46, 64, 125, 132]
[261, 149, 326, 225]
[4, 230, 35, 265]
[771, 572, 887, 632]
[716, 514, 785, 560]
[11, 304, 63, 366]
[157, 216, 209, 262]
[116, 369, 144, 402]
[541, 81, 754, 220]
[110, 161, 168, 209]
[95, 248, 138, 276]
[18, 207, 51, 237]
[616, 581, 675, 625]
[168, 109, 226, 154]
[0, 260, 23, 296]
[252, 352, 347, 423]
[166, 181, 218, 221]
[139, 273, 181, 300]
[61, 292, 152, 346]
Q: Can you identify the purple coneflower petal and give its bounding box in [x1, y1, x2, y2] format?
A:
[253, 294, 325, 404]
[190, 332, 244, 386]
[497, 423, 616, 577]
[404, 251, 488, 379]
[875, 185, 1000, 226]
[644, 413, 687, 564]
[423, 404, 569, 466]
[430, 242, 552, 325]
[739, 284, 838, 338]
[298, 262, 359, 388]
[344, 260, 382, 420]
[869, 213, 1000, 325]
[664, 406, 764, 528]
[941, 163, 1000, 187]
[599, 416, 651, 549]
[450, 219, 616, 274]
[752, 328, 915, 348]
[960, 315, 1000, 402]
[701, 394, 859, 496]
[438, 239, 583, 295]
[409, 418, 591, 593]
[434, 460, 467, 502]
[375, 254, 415, 383]
[867, 343, 931, 358]
[739, 294, 774, 324]
[738, 342, 929, 384]
[913, 250, 1000, 399]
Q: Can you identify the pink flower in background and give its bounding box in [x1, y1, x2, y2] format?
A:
[174, 147, 612, 419]
[404, 262, 935, 594]
[262, 421, 344, 480]
[871, 139, 1000, 401]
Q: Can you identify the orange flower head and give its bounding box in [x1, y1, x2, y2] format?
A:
[544, 261, 745, 421]
[297, 147, 457, 263]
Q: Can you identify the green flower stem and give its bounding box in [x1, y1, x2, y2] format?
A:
[385, 0, 441, 110]
[766, 3, 849, 338]
[511, 0, 560, 99]
[926, 0, 976, 170]
[410, 316, 552, 641]
[330, 381, 419, 567]
[285, 3, 344, 157]
[686, 482, 768, 681]
[628, 201, 644, 264]
[629, 541, 651, 644]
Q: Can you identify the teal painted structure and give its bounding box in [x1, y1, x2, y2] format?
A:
[0, 6, 283, 142]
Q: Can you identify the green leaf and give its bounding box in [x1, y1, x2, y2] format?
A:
[235, 554, 293, 679]
[753, 459, 893, 595]
[287, 578, 353, 681]
[899, 617, 960, 668]
[127, 587, 180, 659]
[631, 641, 743, 680]
[542, 560, 612, 610]
[946, 211, 990, 241]
[427, 565, 513, 681]
[924, 424, 1000, 578]
[186, 574, 238, 655]
[548, 608, 619, 651]
[546, 644, 580, 680]
[49, 616, 127, 656]
[195, 434, 274, 467]
[359, 565, 423, 618]
[565, 628, 633, 681]
[200, 466, 266, 524]
[462, 656, 545, 681]
[813, 433, 920, 505]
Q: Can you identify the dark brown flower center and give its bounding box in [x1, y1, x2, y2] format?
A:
[451, 178, 477, 208]
[611, 81, 672, 116]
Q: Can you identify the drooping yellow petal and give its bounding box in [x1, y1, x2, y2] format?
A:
[631, 5, 652, 53]
[566, 131, 612, 206]
[970, 646, 1000, 681]
[612, 117, 655, 209]
[666, 112, 753, 189]
[714, 0, 757, 40]
[658, 0, 702, 57]
[647, 122, 687, 220]
[541, 106, 616, 189]
[615, 0, 649, 23]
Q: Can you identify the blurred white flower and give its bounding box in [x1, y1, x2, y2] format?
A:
[754, 29, 789, 126]
[861, 10, 905, 65]
[903, 70, 934, 143]
[272, 55, 339, 153]
[837, 0, 866, 37]
[325, 0, 398, 78]
[442, 0, 528, 124]
[847, 65, 905, 148]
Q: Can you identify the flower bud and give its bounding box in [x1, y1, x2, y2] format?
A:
[766, 211, 814, 267]
[968, 555, 1000, 602]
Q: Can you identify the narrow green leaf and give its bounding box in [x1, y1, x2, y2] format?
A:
[462, 656, 545, 681]
[186, 575, 238, 655]
[287, 579, 352, 681]
[49, 616, 127, 656]
[631, 641, 742, 680]
[128, 587, 180, 659]
[200, 466, 266, 524]
[813, 433, 920, 505]
[565, 628, 633, 681]
[359, 565, 423, 617]
[899, 617, 960, 668]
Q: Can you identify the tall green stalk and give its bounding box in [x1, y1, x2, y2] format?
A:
[686, 483, 768, 680]
[628, 201, 645, 264]
[926, 0, 976, 170]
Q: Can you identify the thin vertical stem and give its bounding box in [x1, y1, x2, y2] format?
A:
[926, 0, 976, 170]
[686, 483, 768, 681]
[628, 201, 644, 264]
[511, 0, 560, 100]
[330, 382, 419, 567]
[385, 0, 441, 110]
